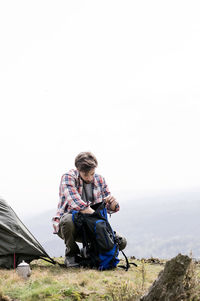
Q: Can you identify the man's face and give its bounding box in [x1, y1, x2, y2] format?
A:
[79, 168, 95, 184]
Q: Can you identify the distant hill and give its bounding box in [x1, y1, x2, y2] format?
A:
[110, 196, 200, 259]
[24, 191, 200, 259]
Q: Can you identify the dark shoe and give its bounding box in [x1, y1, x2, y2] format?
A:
[64, 256, 79, 268]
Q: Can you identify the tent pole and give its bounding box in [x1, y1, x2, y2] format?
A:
[39, 256, 65, 267]
[39, 256, 57, 265]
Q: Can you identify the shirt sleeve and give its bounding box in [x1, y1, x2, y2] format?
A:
[102, 176, 111, 198]
[55, 173, 88, 217]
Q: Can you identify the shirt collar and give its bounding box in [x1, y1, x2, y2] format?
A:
[77, 170, 83, 186]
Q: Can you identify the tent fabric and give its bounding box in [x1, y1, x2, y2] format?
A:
[0, 198, 54, 269]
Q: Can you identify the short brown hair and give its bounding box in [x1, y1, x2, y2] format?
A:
[75, 152, 98, 173]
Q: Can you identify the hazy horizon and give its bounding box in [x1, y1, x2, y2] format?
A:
[5, 186, 199, 219]
[22, 191, 200, 259]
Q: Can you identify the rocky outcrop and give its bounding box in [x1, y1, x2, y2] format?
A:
[140, 254, 197, 301]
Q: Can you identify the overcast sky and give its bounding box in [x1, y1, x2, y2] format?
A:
[0, 0, 200, 217]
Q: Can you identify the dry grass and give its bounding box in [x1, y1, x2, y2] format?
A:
[0, 258, 199, 301]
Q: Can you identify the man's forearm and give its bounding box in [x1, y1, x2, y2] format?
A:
[80, 206, 94, 214]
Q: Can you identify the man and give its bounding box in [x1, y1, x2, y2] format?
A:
[52, 152, 126, 267]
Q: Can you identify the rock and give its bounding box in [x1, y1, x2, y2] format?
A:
[140, 257, 164, 265]
[140, 253, 195, 301]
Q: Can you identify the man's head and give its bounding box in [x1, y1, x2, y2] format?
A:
[75, 152, 98, 184]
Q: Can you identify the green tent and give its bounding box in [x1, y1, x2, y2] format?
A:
[0, 198, 55, 269]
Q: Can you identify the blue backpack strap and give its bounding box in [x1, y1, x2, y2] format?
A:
[71, 210, 78, 223]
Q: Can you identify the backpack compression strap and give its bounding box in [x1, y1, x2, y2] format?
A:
[118, 250, 137, 271]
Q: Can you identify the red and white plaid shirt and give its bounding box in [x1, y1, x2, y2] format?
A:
[52, 169, 111, 232]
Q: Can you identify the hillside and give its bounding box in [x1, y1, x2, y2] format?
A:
[24, 191, 200, 259]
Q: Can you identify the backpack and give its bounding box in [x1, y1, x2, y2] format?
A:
[72, 202, 120, 270]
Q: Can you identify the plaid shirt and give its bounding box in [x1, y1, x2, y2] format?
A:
[52, 169, 111, 232]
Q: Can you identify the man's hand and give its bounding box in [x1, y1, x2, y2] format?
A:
[80, 206, 95, 214]
[104, 195, 120, 212]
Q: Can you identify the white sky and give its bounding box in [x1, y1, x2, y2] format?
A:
[0, 0, 200, 217]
